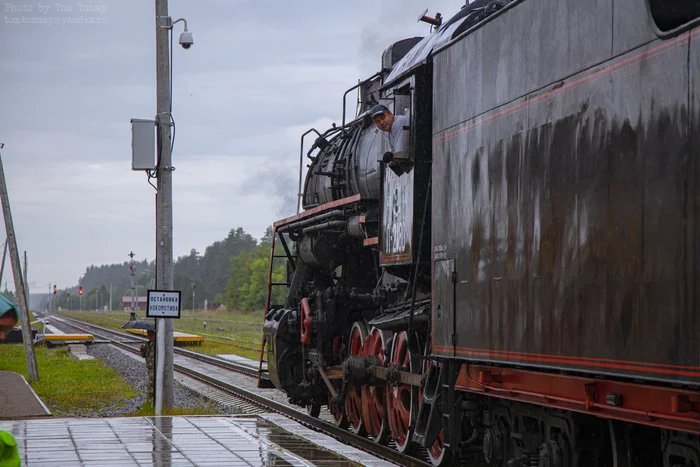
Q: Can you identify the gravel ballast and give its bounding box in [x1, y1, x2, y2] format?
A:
[87, 343, 219, 417]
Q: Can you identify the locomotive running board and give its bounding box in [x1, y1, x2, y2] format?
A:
[273, 194, 362, 228]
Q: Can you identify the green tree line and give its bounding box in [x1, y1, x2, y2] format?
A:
[47, 226, 288, 313]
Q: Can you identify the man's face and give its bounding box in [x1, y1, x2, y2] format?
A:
[0, 314, 17, 342]
[373, 111, 394, 132]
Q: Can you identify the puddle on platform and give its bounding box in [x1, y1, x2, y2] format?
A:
[0, 415, 363, 466]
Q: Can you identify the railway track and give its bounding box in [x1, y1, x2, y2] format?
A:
[50, 314, 432, 467]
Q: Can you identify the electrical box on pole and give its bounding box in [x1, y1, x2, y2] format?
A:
[130, 119, 156, 171]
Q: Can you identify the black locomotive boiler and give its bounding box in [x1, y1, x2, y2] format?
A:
[259, 1, 700, 465]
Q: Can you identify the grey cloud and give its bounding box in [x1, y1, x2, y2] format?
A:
[1, 0, 466, 288]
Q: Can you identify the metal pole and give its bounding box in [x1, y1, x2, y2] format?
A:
[109, 283, 112, 311]
[0, 150, 38, 381]
[0, 241, 8, 286]
[129, 251, 136, 312]
[23, 251, 28, 309]
[155, 0, 174, 413]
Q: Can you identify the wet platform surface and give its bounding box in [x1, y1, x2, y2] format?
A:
[0, 415, 395, 466]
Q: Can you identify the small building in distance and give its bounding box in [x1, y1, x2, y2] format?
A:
[122, 296, 148, 311]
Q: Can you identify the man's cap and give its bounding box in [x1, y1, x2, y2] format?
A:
[0, 294, 18, 322]
[370, 104, 390, 119]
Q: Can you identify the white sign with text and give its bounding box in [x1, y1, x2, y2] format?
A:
[146, 290, 181, 318]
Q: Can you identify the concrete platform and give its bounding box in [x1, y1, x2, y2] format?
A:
[124, 329, 204, 344]
[0, 371, 51, 419]
[43, 323, 94, 343]
[217, 354, 266, 371]
[44, 334, 94, 342]
[0, 415, 396, 466]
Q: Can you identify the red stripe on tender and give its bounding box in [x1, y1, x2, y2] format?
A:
[434, 29, 697, 145]
[433, 346, 700, 378]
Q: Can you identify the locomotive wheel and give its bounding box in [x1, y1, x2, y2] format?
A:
[329, 336, 348, 429]
[386, 331, 419, 453]
[421, 344, 454, 467]
[427, 430, 452, 466]
[306, 403, 321, 418]
[345, 321, 368, 436]
[362, 327, 391, 444]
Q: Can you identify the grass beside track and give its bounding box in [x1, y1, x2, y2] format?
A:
[0, 344, 138, 416]
[57, 309, 265, 360]
[128, 401, 222, 417]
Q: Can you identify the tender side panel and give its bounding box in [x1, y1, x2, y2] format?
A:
[433, 102, 530, 357]
[690, 31, 700, 368]
[612, 0, 658, 55]
[433, 0, 612, 135]
[432, 259, 455, 354]
[433, 0, 697, 385]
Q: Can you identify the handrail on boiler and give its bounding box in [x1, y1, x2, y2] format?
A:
[341, 72, 382, 128]
[298, 128, 322, 214]
[297, 73, 383, 215]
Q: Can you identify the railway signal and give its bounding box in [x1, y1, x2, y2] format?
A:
[78, 286, 83, 311]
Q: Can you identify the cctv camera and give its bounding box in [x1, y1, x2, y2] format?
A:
[179, 31, 193, 49]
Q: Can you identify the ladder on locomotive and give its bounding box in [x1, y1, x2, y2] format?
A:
[257, 227, 294, 388]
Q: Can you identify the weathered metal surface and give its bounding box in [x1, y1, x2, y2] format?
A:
[612, 0, 658, 54]
[432, 259, 454, 357]
[432, 0, 699, 386]
[302, 121, 385, 209]
[381, 168, 414, 264]
[433, 0, 612, 135]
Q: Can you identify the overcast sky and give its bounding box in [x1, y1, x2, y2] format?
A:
[0, 0, 461, 291]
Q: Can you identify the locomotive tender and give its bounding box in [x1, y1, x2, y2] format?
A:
[260, 0, 700, 465]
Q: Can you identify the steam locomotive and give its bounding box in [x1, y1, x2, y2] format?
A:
[260, 0, 700, 465]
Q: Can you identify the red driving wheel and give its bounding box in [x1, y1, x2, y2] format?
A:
[328, 336, 348, 428]
[428, 430, 447, 465]
[421, 343, 450, 466]
[386, 331, 417, 453]
[362, 327, 390, 444]
[300, 298, 312, 344]
[345, 321, 368, 435]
